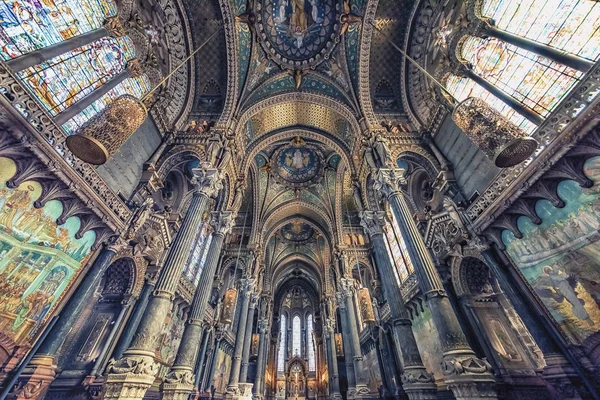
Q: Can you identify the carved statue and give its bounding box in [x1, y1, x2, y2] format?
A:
[360, 138, 377, 170]
[372, 132, 392, 167]
[128, 197, 154, 239]
[206, 130, 223, 167]
[352, 181, 364, 211]
[217, 139, 234, 169]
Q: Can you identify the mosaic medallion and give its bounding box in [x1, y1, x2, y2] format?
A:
[256, 0, 341, 69]
[271, 139, 323, 187]
[280, 220, 315, 243]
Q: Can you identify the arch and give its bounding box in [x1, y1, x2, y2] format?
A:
[395, 149, 440, 180]
[155, 146, 205, 182]
[102, 257, 136, 297]
[449, 251, 491, 298]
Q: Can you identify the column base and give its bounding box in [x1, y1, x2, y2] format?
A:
[103, 355, 159, 400]
[441, 354, 497, 400]
[330, 393, 343, 400]
[352, 385, 375, 400]
[401, 366, 438, 400]
[161, 382, 195, 400]
[4, 355, 57, 400]
[225, 383, 253, 400]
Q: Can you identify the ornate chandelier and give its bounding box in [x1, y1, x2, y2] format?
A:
[66, 27, 223, 165]
[370, 22, 537, 168]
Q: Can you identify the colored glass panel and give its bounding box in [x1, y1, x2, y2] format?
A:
[292, 315, 301, 357]
[383, 211, 414, 284]
[18, 36, 133, 116]
[307, 314, 315, 371]
[62, 74, 150, 134]
[445, 74, 538, 134]
[278, 314, 286, 372]
[0, 0, 117, 60]
[182, 223, 211, 286]
[461, 36, 582, 118]
[481, 0, 600, 61]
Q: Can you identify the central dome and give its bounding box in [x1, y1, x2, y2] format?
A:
[256, 0, 341, 69]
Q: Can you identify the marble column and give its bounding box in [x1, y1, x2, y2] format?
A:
[373, 168, 497, 400]
[226, 279, 256, 397]
[339, 278, 371, 398]
[111, 279, 156, 360]
[194, 327, 212, 391]
[324, 318, 342, 400]
[104, 167, 223, 400]
[253, 317, 269, 399]
[206, 332, 224, 391]
[162, 210, 234, 399]
[239, 300, 257, 383]
[336, 291, 356, 397]
[359, 210, 437, 400]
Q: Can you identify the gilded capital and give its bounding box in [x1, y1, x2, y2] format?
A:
[192, 165, 224, 198]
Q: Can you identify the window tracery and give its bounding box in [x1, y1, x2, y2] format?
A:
[278, 314, 286, 372]
[307, 313, 315, 371]
[383, 211, 414, 284]
[184, 223, 212, 286]
[292, 315, 301, 357]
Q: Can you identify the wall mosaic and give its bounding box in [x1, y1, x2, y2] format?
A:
[503, 156, 600, 345]
[213, 347, 233, 393]
[0, 157, 96, 349]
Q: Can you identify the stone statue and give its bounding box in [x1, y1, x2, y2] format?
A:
[128, 197, 154, 239]
[352, 181, 364, 211]
[372, 132, 392, 167]
[217, 139, 233, 169]
[206, 130, 223, 167]
[361, 138, 377, 170]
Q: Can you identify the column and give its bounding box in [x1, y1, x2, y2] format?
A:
[226, 279, 255, 397]
[6, 17, 124, 72]
[206, 331, 224, 392]
[339, 278, 370, 398]
[254, 317, 269, 399]
[162, 210, 234, 399]
[104, 167, 223, 400]
[111, 279, 156, 360]
[373, 169, 497, 400]
[194, 327, 212, 391]
[239, 300, 257, 383]
[359, 210, 437, 400]
[336, 291, 356, 397]
[324, 319, 342, 400]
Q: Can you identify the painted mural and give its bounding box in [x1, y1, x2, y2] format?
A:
[213, 348, 232, 393]
[0, 157, 95, 347]
[410, 306, 444, 381]
[157, 304, 185, 365]
[503, 156, 600, 344]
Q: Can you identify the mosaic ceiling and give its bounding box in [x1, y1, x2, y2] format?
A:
[272, 139, 324, 187]
[280, 220, 316, 243]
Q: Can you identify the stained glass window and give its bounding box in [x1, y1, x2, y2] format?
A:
[445, 74, 538, 134]
[18, 36, 134, 116]
[480, 0, 600, 61]
[460, 36, 582, 118]
[307, 314, 315, 371]
[62, 74, 151, 134]
[183, 223, 212, 286]
[383, 211, 414, 284]
[292, 315, 301, 357]
[277, 314, 287, 372]
[0, 0, 117, 60]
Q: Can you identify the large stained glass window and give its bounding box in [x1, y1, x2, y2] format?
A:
[183, 223, 212, 286]
[445, 74, 538, 133]
[277, 314, 287, 372]
[62, 74, 151, 134]
[460, 36, 582, 118]
[383, 211, 414, 284]
[480, 0, 600, 61]
[0, 0, 117, 60]
[307, 314, 315, 371]
[292, 315, 301, 357]
[18, 36, 135, 116]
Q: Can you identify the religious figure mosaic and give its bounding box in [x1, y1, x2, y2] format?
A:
[280, 220, 315, 243]
[271, 139, 323, 188]
[256, 0, 340, 69]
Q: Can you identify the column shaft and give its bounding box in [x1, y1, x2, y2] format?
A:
[194, 328, 211, 389]
[325, 327, 341, 398]
[254, 326, 268, 395]
[111, 280, 155, 360]
[227, 282, 253, 391]
[206, 338, 222, 391]
[338, 304, 356, 391]
[239, 305, 256, 383]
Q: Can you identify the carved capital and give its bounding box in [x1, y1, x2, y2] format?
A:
[372, 168, 406, 199]
[192, 165, 224, 198]
[163, 369, 195, 385]
[359, 211, 386, 237]
[210, 211, 234, 236]
[340, 278, 355, 297]
[105, 356, 159, 376]
[441, 355, 493, 377]
[104, 16, 126, 37]
[126, 58, 144, 78]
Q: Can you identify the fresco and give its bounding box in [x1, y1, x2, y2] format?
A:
[410, 307, 444, 381]
[157, 305, 185, 365]
[213, 348, 232, 393]
[503, 156, 600, 344]
[260, 0, 334, 60]
[0, 157, 95, 347]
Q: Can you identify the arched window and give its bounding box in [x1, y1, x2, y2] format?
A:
[459, 36, 582, 118]
[307, 314, 315, 372]
[292, 315, 301, 357]
[383, 210, 414, 284]
[480, 0, 600, 61]
[0, 0, 118, 60]
[18, 36, 136, 116]
[277, 314, 287, 372]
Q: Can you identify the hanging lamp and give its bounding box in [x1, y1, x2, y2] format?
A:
[221, 287, 238, 324]
[370, 22, 537, 168]
[66, 27, 223, 165]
